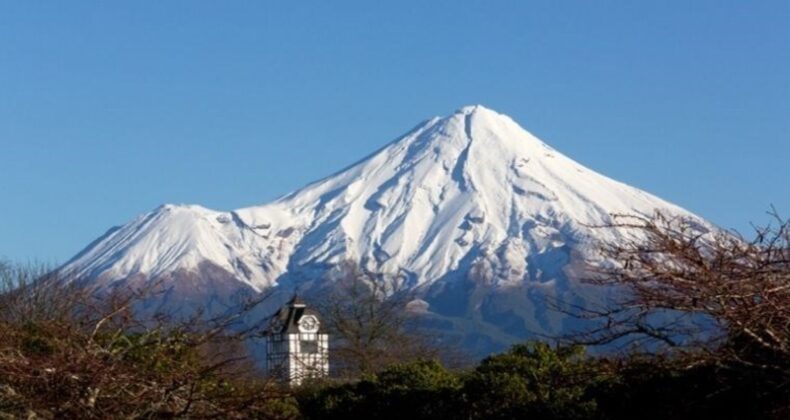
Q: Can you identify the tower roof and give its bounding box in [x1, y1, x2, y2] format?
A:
[269, 295, 321, 334]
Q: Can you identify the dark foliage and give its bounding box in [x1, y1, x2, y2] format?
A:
[297, 341, 790, 420]
[296, 359, 461, 420]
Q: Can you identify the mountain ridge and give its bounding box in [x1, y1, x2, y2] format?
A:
[60, 105, 709, 354]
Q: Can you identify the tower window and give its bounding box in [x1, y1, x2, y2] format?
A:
[300, 339, 318, 354]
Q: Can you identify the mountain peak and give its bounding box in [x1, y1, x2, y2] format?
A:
[453, 104, 507, 123]
[427, 104, 547, 162]
[457, 104, 492, 114]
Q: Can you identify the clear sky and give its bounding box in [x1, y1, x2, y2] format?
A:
[1, 1, 788, 263]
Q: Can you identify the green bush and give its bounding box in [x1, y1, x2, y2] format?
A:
[297, 359, 461, 419]
[461, 342, 602, 419]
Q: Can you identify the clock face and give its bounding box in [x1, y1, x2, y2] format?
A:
[299, 315, 319, 333]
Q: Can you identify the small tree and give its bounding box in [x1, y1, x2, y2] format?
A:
[316, 262, 438, 378]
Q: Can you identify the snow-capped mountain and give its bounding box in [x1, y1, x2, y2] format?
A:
[60, 105, 706, 354]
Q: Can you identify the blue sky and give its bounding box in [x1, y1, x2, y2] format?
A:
[1, 1, 788, 263]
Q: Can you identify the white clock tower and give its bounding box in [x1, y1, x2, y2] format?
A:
[265, 295, 329, 386]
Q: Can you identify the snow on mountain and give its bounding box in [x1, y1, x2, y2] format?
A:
[60, 105, 708, 354]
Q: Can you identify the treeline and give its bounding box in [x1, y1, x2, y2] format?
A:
[297, 341, 786, 420]
[1, 210, 788, 418]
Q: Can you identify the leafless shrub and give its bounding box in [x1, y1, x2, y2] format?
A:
[0, 260, 297, 419]
[559, 209, 790, 374]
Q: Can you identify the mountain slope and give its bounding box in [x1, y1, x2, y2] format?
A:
[60, 105, 708, 354]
